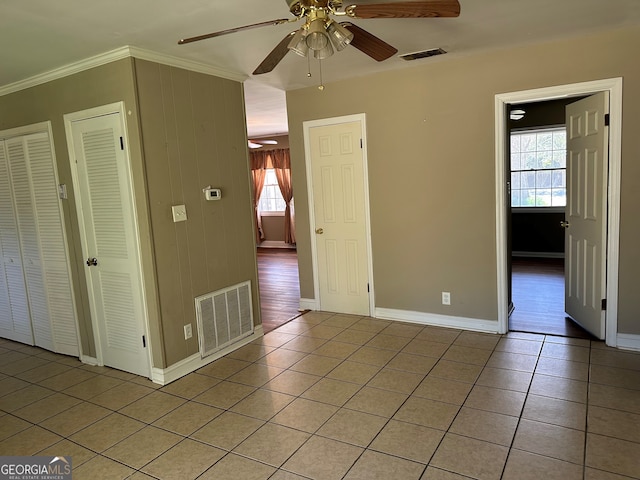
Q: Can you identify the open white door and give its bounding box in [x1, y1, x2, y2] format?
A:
[66, 106, 150, 377]
[564, 92, 609, 339]
[306, 117, 371, 316]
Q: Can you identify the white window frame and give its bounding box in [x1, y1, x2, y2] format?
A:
[510, 126, 567, 210]
[258, 168, 286, 215]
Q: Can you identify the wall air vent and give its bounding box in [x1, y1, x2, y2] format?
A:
[400, 48, 447, 61]
[195, 281, 254, 358]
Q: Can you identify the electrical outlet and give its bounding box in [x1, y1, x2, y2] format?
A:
[442, 291, 451, 305]
[184, 324, 193, 340]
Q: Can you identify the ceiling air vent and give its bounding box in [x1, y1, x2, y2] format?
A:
[400, 48, 447, 61]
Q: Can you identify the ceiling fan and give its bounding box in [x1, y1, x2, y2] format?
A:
[178, 0, 461, 76]
[248, 139, 279, 148]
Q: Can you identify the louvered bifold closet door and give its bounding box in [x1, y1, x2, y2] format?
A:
[24, 133, 79, 355]
[6, 136, 54, 351]
[3, 133, 79, 355]
[0, 141, 33, 344]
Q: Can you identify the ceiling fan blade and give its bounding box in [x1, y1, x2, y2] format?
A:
[341, 23, 398, 61]
[253, 31, 297, 75]
[345, 0, 460, 19]
[178, 19, 290, 45]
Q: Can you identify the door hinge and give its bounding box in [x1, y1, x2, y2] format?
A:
[604, 114, 610, 127]
[120, 136, 124, 150]
[142, 335, 146, 348]
[360, 138, 363, 149]
[601, 299, 607, 311]
[367, 283, 370, 293]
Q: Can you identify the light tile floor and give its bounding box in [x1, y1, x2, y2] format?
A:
[1, 311, 640, 479]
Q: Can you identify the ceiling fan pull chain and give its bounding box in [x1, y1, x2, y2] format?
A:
[318, 58, 325, 91]
[307, 54, 312, 78]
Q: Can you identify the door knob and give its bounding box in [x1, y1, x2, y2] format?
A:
[315, 228, 324, 234]
[86, 257, 98, 266]
[560, 221, 570, 229]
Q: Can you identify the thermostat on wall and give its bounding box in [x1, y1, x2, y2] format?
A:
[203, 186, 221, 201]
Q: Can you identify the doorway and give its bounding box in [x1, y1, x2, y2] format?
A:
[506, 98, 594, 339]
[495, 78, 622, 346]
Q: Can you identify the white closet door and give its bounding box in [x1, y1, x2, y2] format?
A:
[0, 129, 79, 356]
[25, 133, 79, 355]
[69, 112, 148, 376]
[6, 137, 53, 351]
[0, 140, 34, 344]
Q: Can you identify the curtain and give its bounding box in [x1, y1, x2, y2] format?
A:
[250, 151, 268, 243]
[271, 149, 296, 244]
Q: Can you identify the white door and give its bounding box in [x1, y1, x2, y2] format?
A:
[0, 140, 33, 345]
[7, 135, 54, 351]
[0, 129, 80, 354]
[23, 131, 80, 356]
[564, 92, 609, 339]
[307, 119, 371, 315]
[67, 110, 149, 377]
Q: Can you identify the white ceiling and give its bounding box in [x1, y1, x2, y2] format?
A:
[3, 0, 640, 138]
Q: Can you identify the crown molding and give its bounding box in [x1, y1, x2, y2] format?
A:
[128, 46, 247, 82]
[0, 46, 247, 97]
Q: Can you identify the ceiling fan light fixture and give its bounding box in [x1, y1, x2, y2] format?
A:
[326, 20, 353, 51]
[288, 27, 309, 56]
[313, 40, 334, 59]
[510, 109, 526, 120]
[306, 18, 330, 51]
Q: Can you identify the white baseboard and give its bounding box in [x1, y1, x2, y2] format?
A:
[151, 325, 264, 385]
[375, 308, 500, 334]
[299, 298, 318, 311]
[616, 333, 640, 352]
[512, 251, 565, 258]
[258, 241, 295, 249]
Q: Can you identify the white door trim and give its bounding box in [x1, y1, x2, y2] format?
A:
[64, 101, 153, 376]
[495, 78, 622, 346]
[303, 113, 375, 315]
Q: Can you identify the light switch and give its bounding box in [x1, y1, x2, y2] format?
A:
[172, 204, 187, 222]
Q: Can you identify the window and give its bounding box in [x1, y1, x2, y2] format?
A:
[258, 169, 286, 212]
[511, 127, 566, 207]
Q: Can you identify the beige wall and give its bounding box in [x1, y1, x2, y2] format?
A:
[287, 26, 640, 335]
[261, 215, 286, 242]
[0, 58, 148, 357]
[134, 59, 259, 367]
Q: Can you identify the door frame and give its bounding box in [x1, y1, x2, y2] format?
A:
[64, 101, 153, 376]
[495, 78, 622, 346]
[303, 113, 375, 315]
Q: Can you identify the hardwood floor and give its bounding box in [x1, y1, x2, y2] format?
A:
[257, 247, 303, 333]
[509, 257, 595, 339]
